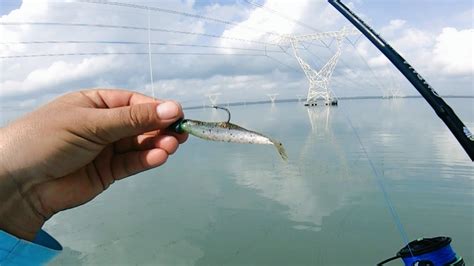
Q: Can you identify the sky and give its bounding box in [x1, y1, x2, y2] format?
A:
[0, 0, 21, 16]
[0, 0, 473, 110]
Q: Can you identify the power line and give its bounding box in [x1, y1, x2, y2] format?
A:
[298, 33, 386, 93]
[77, 0, 284, 38]
[272, 41, 362, 90]
[265, 54, 299, 72]
[266, 47, 372, 92]
[241, 0, 382, 92]
[299, 43, 376, 91]
[1, 40, 284, 53]
[0, 4, 387, 93]
[0, 22, 278, 46]
[312, 42, 383, 92]
[242, 0, 387, 94]
[0, 51, 267, 59]
[349, 42, 388, 93]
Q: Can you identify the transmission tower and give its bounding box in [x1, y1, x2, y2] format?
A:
[280, 27, 359, 106]
[382, 76, 404, 99]
[379, 68, 403, 99]
[296, 94, 305, 102]
[383, 87, 404, 99]
[206, 93, 221, 106]
[267, 93, 279, 104]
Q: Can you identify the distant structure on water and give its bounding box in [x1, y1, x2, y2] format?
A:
[267, 93, 279, 104]
[206, 93, 221, 107]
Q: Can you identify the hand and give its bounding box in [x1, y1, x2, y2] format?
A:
[0, 89, 188, 241]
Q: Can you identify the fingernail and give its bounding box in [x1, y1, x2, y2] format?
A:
[156, 101, 179, 120]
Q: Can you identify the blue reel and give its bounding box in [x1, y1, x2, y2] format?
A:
[378, 237, 465, 266]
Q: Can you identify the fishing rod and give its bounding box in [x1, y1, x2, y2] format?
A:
[328, 1, 468, 265]
[328, 0, 474, 162]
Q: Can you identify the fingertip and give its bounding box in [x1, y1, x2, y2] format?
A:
[172, 100, 183, 111]
[156, 101, 181, 120]
[153, 135, 179, 155]
[143, 148, 169, 168]
[168, 100, 183, 114]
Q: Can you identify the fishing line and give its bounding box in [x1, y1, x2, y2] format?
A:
[147, 7, 155, 100]
[339, 105, 414, 257]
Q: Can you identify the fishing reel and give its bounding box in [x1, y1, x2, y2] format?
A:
[377, 236, 465, 266]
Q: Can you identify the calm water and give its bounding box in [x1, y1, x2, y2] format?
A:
[30, 98, 473, 265]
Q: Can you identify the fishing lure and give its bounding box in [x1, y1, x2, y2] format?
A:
[169, 106, 288, 160]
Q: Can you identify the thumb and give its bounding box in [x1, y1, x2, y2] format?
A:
[93, 101, 182, 142]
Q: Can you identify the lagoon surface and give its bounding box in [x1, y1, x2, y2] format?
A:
[13, 98, 473, 265]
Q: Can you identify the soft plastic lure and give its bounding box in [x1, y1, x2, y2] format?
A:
[169, 106, 288, 160]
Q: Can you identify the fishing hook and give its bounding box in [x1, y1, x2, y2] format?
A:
[212, 105, 231, 123]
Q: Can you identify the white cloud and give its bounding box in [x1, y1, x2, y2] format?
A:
[149, 72, 306, 105]
[0, 0, 473, 112]
[219, 0, 309, 47]
[0, 0, 49, 22]
[0, 0, 209, 100]
[219, 0, 343, 48]
[1, 55, 118, 97]
[392, 28, 434, 51]
[380, 22, 473, 79]
[355, 17, 473, 96]
[380, 19, 406, 35]
[368, 54, 390, 68]
[432, 27, 474, 76]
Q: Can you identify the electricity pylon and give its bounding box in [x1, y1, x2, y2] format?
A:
[383, 87, 404, 99]
[279, 27, 359, 106]
[381, 69, 404, 99]
[206, 93, 221, 106]
[267, 93, 279, 104]
[296, 94, 304, 102]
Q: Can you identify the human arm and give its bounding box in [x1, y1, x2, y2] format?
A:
[0, 89, 187, 242]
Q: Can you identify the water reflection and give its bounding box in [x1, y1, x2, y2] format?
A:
[306, 106, 330, 133]
[228, 105, 363, 233]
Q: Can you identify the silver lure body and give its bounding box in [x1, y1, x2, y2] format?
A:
[180, 119, 288, 160]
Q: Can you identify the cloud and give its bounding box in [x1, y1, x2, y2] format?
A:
[0, 0, 473, 113]
[378, 22, 473, 79]
[380, 19, 406, 34]
[368, 55, 390, 68]
[219, 0, 344, 47]
[219, 1, 309, 47]
[0, 0, 211, 99]
[1, 55, 118, 97]
[149, 71, 306, 105]
[432, 27, 474, 76]
[354, 18, 473, 95]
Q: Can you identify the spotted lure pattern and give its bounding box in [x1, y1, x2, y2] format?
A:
[172, 119, 288, 160]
